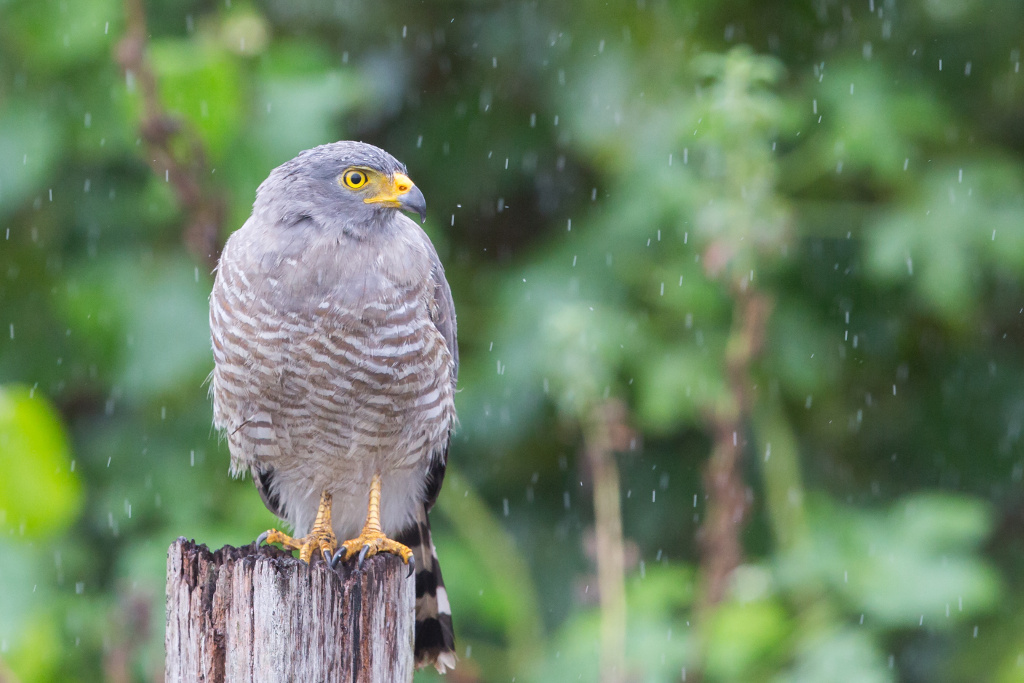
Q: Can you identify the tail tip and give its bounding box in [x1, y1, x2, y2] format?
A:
[434, 651, 457, 674]
[414, 617, 457, 673]
[415, 646, 457, 674]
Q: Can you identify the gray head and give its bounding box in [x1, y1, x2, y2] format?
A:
[253, 141, 427, 237]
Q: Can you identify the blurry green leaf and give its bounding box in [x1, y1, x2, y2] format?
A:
[58, 252, 212, 400]
[0, 541, 36, 640]
[147, 39, 244, 160]
[625, 617, 692, 683]
[797, 494, 999, 628]
[627, 564, 695, 617]
[896, 494, 992, 549]
[637, 346, 727, 432]
[532, 567, 695, 683]
[255, 71, 360, 161]
[624, 566, 696, 682]
[4, 610, 62, 682]
[562, 56, 637, 165]
[867, 162, 1024, 322]
[691, 47, 785, 124]
[253, 41, 366, 165]
[705, 598, 790, 681]
[137, 173, 182, 226]
[994, 638, 1024, 683]
[539, 301, 629, 416]
[217, 7, 271, 57]
[532, 609, 603, 682]
[116, 254, 212, 398]
[780, 627, 893, 683]
[763, 301, 840, 397]
[754, 402, 809, 551]
[689, 47, 791, 254]
[784, 61, 949, 190]
[0, 100, 61, 214]
[921, 0, 982, 23]
[0, 385, 82, 537]
[0, 0, 120, 71]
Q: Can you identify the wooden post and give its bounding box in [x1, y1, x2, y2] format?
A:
[165, 537, 414, 683]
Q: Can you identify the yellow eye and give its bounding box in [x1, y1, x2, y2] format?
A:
[342, 170, 368, 189]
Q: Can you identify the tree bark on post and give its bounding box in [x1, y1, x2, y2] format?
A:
[165, 537, 414, 683]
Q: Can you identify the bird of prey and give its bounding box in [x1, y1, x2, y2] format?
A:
[209, 141, 458, 672]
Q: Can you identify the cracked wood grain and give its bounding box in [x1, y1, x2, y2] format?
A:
[165, 538, 414, 683]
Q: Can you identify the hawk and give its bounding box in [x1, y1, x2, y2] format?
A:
[209, 141, 458, 672]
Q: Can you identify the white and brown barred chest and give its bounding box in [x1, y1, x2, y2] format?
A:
[210, 232, 456, 527]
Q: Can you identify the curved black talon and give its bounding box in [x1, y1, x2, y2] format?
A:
[357, 544, 371, 568]
[330, 548, 346, 569]
[406, 553, 415, 578]
[256, 531, 269, 547]
[322, 549, 332, 565]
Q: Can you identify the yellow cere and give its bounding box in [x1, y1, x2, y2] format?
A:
[362, 171, 416, 206]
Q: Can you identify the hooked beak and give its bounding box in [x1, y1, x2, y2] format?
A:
[364, 172, 427, 224]
[398, 184, 427, 224]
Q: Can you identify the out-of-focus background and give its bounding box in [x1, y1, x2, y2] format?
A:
[2, 0, 1023, 681]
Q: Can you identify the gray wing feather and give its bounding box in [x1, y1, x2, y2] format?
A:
[424, 250, 457, 512]
[428, 256, 458, 383]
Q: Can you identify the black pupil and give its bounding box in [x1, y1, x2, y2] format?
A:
[349, 172, 363, 185]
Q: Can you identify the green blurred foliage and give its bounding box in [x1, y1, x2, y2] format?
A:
[1, 0, 1023, 681]
[0, 385, 81, 537]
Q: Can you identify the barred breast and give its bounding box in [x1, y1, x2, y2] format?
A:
[210, 217, 456, 540]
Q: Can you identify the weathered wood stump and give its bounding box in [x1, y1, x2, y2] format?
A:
[165, 537, 414, 683]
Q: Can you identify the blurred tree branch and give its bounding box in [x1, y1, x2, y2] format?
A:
[103, 588, 156, 683]
[697, 282, 772, 611]
[684, 47, 788, 681]
[116, 0, 226, 272]
[584, 401, 635, 683]
[689, 276, 773, 682]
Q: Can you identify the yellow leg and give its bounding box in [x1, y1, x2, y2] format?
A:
[258, 490, 338, 564]
[335, 474, 413, 569]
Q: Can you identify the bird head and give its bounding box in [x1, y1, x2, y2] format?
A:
[255, 141, 427, 235]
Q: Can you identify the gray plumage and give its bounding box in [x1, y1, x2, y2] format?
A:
[209, 141, 457, 672]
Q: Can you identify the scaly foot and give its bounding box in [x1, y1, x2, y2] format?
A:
[258, 490, 337, 564]
[334, 529, 414, 569]
[329, 473, 414, 575]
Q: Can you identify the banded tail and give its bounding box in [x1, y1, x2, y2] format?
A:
[398, 505, 456, 672]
